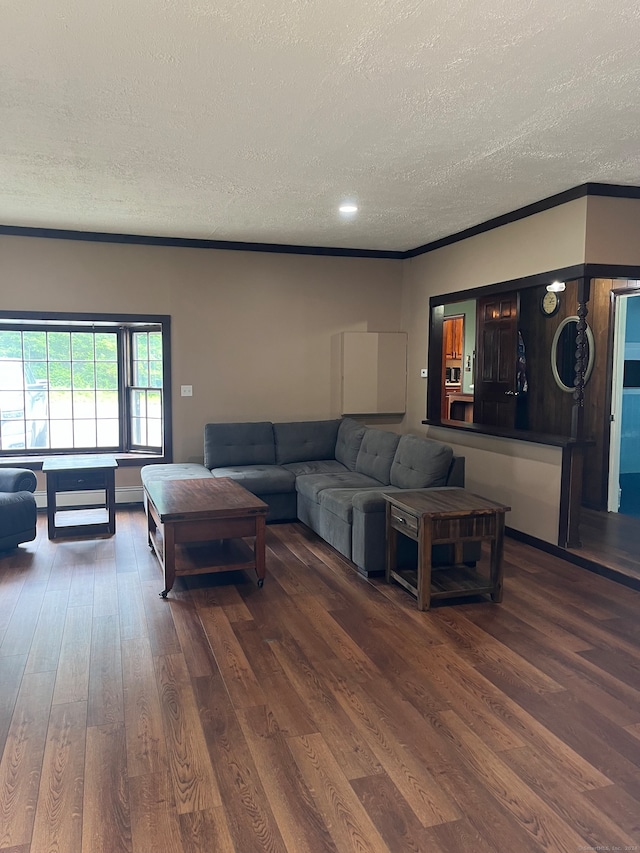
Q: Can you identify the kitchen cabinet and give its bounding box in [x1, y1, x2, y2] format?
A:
[444, 316, 464, 360]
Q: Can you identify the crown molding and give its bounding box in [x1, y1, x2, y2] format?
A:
[2, 183, 639, 259]
[406, 183, 640, 259]
[0, 224, 404, 260]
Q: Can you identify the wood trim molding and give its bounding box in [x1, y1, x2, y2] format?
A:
[3, 184, 640, 260]
[0, 224, 405, 260]
[407, 183, 640, 258]
[506, 526, 640, 591]
[428, 265, 587, 307]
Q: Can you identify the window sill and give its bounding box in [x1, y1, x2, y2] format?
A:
[0, 451, 169, 471]
[422, 419, 594, 448]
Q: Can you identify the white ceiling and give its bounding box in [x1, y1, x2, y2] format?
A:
[2, 0, 640, 252]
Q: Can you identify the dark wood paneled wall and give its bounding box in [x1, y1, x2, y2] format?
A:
[518, 281, 579, 438]
[518, 280, 611, 509]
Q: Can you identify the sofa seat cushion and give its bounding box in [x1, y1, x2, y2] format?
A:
[351, 488, 403, 514]
[210, 465, 295, 495]
[283, 459, 348, 476]
[140, 463, 213, 488]
[355, 428, 400, 485]
[390, 435, 454, 489]
[274, 419, 340, 464]
[204, 421, 275, 468]
[318, 486, 394, 523]
[335, 418, 366, 471]
[295, 471, 380, 503]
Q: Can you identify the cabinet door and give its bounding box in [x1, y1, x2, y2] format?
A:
[443, 317, 464, 359]
[452, 317, 463, 359]
[444, 321, 454, 358]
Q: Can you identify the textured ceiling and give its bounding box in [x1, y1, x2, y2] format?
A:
[2, 0, 640, 251]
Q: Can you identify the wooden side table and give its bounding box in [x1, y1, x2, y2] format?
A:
[42, 454, 118, 540]
[385, 488, 511, 610]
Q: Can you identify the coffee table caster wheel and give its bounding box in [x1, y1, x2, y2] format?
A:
[159, 590, 169, 599]
[257, 578, 264, 588]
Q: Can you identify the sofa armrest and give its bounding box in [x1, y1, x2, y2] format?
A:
[446, 455, 465, 487]
[0, 468, 37, 493]
[351, 489, 401, 514]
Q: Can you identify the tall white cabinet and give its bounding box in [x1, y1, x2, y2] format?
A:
[332, 331, 407, 416]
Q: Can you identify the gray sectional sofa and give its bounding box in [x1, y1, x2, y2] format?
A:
[141, 418, 466, 576]
[0, 468, 38, 551]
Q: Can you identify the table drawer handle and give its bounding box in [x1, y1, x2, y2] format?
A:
[392, 514, 406, 524]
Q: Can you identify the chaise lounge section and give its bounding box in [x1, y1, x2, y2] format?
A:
[141, 418, 467, 576]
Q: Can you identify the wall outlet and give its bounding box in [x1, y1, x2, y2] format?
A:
[180, 385, 193, 397]
[420, 369, 428, 378]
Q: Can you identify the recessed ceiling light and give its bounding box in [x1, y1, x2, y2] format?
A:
[546, 280, 566, 292]
[339, 203, 358, 214]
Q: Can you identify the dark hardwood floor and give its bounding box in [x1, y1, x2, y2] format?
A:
[572, 507, 640, 584]
[1, 506, 640, 852]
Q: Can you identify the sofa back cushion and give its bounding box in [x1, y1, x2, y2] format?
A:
[355, 428, 400, 484]
[274, 419, 340, 464]
[334, 418, 366, 471]
[204, 422, 275, 469]
[390, 435, 454, 489]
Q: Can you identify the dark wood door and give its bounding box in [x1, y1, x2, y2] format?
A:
[474, 293, 519, 428]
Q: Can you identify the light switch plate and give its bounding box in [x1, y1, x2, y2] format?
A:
[181, 385, 193, 397]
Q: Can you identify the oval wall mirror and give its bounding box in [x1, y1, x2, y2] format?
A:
[551, 316, 595, 393]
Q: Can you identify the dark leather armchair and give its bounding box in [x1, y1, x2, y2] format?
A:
[0, 468, 38, 551]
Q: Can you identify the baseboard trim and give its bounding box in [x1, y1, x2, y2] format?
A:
[34, 486, 144, 509]
[505, 526, 640, 591]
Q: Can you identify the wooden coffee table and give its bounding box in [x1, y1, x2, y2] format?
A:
[144, 477, 268, 598]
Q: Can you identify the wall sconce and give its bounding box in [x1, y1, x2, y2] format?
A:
[546, 280, 566, 293]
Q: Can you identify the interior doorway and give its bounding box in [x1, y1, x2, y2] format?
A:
[608, 292, 640, 516]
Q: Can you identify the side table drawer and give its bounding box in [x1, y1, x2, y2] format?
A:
[388, 505, 419, 535]
[55, 470, 108, 491]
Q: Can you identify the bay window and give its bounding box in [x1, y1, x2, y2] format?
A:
[0, 311, 171, 459]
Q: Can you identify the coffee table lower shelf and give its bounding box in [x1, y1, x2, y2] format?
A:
[149, 526, 261, 582]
